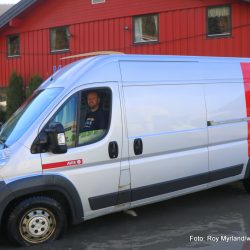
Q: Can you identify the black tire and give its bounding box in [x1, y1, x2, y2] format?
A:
[7, 196, 67, 246]
[243, 178, 250, 193]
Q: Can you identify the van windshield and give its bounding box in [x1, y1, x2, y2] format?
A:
[0, 88, 62, 148]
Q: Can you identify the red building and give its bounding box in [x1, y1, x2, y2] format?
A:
[0, 0, 250, 87]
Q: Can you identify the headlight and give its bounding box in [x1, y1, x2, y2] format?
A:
[0, 147, 11, 167]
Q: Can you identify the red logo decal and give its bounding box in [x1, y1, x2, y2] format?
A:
[241, 62, 250, 156]
[42, 159, 83, 170]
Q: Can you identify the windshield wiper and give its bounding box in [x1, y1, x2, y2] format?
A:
[0, 139, 7, 149]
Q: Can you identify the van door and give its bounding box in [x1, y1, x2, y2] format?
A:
[40, 83, 129, 219]
[123, 83, 209, 205]
[201, 62, 249, 186]
[204, 82, 248, 185]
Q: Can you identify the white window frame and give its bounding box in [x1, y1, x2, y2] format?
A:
[206, 5, 232, 38]
[7, 34, 20, 57]
[50, 26, 70, 53]
[91, 0, 105, 4]
[133, 14, 159, 44]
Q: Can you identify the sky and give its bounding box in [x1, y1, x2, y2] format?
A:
[0, 0, 20, 4]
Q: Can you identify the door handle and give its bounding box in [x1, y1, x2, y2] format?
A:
[134, 138, 143, 155]
[109, 141, 119, 159]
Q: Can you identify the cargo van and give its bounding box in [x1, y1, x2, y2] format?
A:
[1, 54, 250, 246]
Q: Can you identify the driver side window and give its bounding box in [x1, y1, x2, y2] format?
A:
[78, 89, 111, 145]
[51, 94, 77, 148]
[48, 88, 111, 149]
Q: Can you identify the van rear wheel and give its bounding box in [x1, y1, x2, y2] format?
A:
[243, 177, 250, 193]
[7, 196, 67, 246]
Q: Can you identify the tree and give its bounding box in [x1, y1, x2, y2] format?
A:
[6, 72, 25, 118]
[0, 109, 6, 124]
[27, 74, 43, 97]
[0, 88, 7, 123]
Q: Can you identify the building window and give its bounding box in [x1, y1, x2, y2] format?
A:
[50, 26, 70, 53]
[7, 34, 20, 57]
[92, 0, 105, 4]
[133, 14, 159, 44]
[207, 5, 231, 37]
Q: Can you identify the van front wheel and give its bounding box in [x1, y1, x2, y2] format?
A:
[7, 196, 67, 246]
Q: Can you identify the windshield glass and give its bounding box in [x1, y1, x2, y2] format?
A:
[0, 88, 62, 148]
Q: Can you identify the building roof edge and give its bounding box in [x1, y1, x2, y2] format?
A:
[0, 0, 38, 30]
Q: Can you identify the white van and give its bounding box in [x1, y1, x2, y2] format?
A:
[1, 54, 250, 246]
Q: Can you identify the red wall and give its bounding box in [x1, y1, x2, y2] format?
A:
[0, 0, 250, 87]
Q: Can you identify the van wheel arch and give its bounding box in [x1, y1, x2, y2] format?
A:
[2, 190, 71, 227]
[1, 175, 84, 228]
[243, 159, 250, 193]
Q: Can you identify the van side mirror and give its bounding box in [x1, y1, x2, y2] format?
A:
[46, 122, 67, 154]
[31, 122, 67, 154]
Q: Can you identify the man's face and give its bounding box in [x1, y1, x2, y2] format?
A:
[87, 92, 100, 111]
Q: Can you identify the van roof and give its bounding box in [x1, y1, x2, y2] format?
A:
[39, 54, 250, 90]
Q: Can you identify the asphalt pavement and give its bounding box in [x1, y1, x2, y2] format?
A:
[1, 181, 250, 250]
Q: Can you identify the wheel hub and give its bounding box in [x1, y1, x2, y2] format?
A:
[28, 215, 50, 237]
[19, 208, 56, 243]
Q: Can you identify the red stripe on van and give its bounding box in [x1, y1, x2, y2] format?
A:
[42, 159, 83, 170]
[241, 63, 250, 156]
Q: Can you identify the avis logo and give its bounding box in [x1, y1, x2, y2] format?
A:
[66, 159, 83, 166]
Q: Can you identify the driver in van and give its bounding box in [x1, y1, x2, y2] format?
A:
[82, 91, 107, 132]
